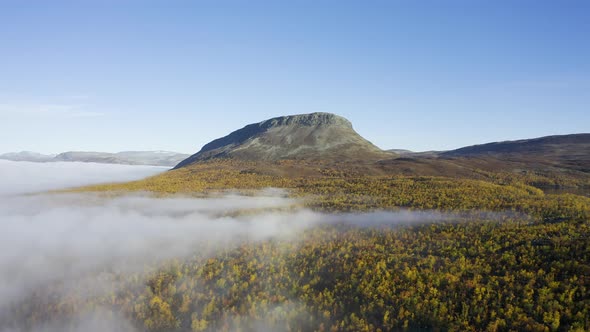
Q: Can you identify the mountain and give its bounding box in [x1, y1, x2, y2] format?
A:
[175, 113, 590, 184]
[443, 134, 590, 157]
[54, 151, 189, 166]
[54, 151, 123, 164]
[1, 151, 189, 167]
[0, 151, 56, 162]
[175, 112, 393, 168]
[441, 134, 590, 172]
[371, 133, 590, 185]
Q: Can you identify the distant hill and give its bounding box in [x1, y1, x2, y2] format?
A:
[0, 151, 56, 162]
[175, 112, 393, 168]
[1, 151, 189, 167]
[441, 134, 590, 172]
[376, 133, 590, 184]
[443, 134, 590, 157]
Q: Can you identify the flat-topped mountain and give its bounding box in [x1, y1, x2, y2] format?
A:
[1, 150, 189, 167]
[175, 112, 392, 168]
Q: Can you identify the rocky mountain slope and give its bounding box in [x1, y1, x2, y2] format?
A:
[175, 112, 393, 168]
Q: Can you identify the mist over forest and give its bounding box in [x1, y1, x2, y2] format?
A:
[1, 161, 474, 332]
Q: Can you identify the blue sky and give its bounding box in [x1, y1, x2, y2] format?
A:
[0, 1, 588, 154]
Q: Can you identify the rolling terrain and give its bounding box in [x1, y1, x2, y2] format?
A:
[78, 113, 590, 214]
[171, 112, 590, 189]
[7, 113, 590, 332]
[441, 134, 590, 174]
[382, 134, 590, 182]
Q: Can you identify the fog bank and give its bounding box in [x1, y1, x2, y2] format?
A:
[0, 159, 167, 195]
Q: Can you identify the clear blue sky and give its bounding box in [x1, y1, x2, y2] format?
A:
[1, 0, 588, 154]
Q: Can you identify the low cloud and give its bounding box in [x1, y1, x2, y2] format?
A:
[0, 191, 318, 332]
[0, 160, 166, 195]
[0, 192, 496, 331]
[2, 309, 139, 332]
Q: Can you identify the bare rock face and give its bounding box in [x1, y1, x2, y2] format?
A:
[175, 112, 392, 168]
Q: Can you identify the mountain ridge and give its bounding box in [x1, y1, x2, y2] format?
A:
[175, 112, 589, 180]
[442, 133, 590, 156]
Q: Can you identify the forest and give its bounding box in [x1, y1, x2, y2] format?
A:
[6, 160, 589, 331]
